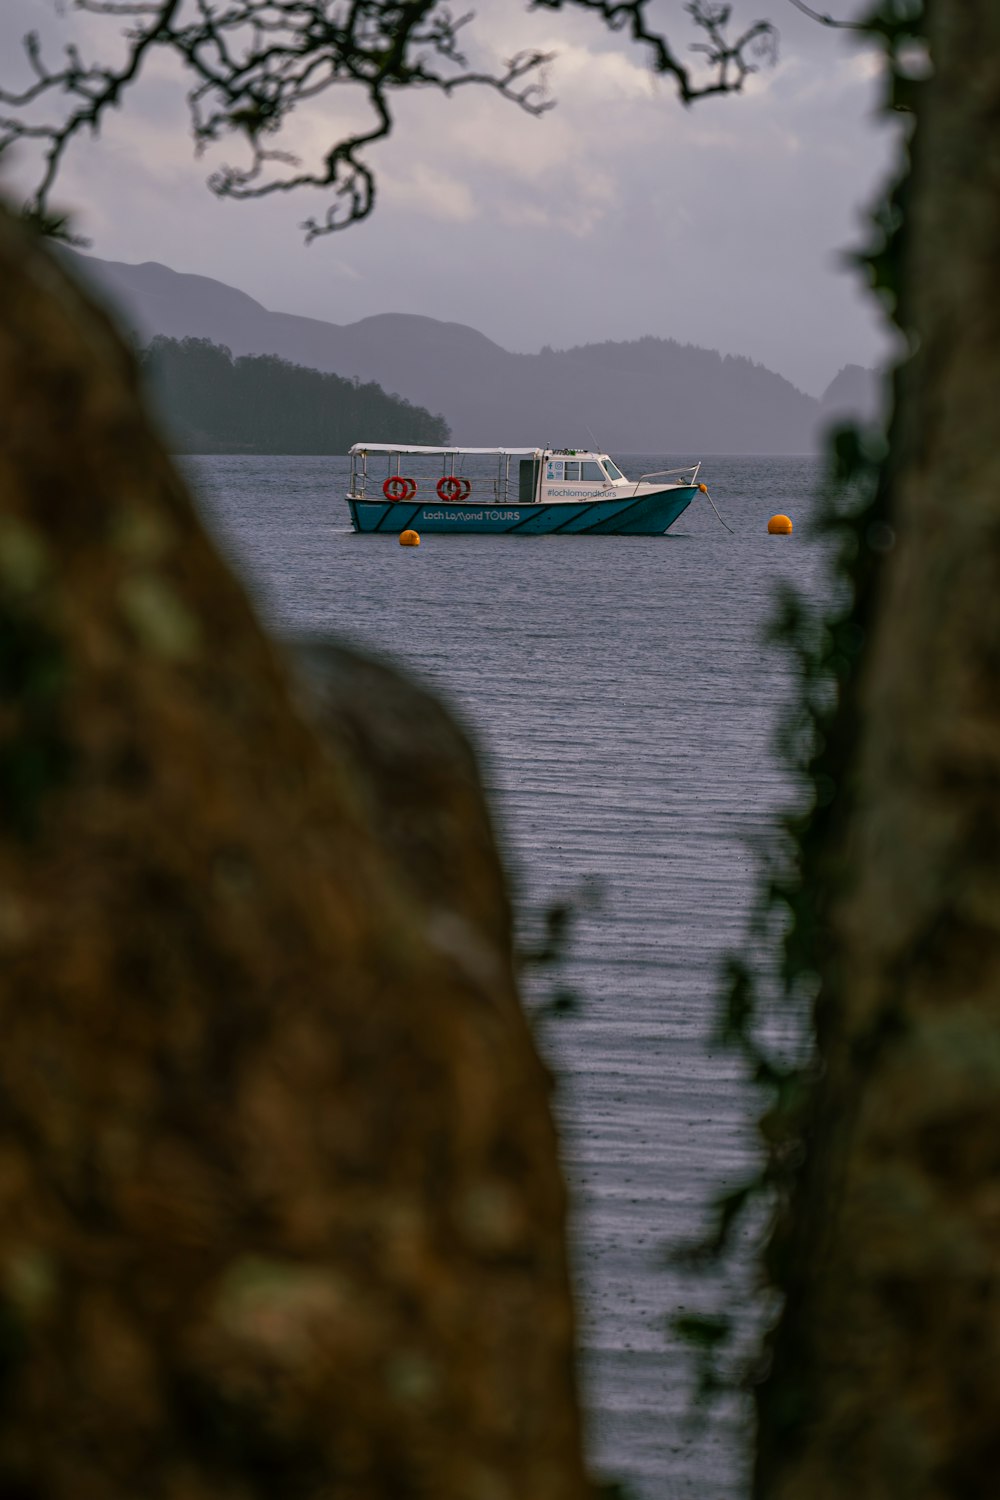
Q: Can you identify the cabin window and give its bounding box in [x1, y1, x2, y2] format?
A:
[602, 460, 624, 482]
[545, 460, 564, 481]
[563, 461, 581, 481]
[581, 461, 604, 482]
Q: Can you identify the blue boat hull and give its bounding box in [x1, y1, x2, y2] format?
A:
[346, 486, 697, 536]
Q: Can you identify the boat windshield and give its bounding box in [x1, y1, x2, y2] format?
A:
[603, 459, 625, 482]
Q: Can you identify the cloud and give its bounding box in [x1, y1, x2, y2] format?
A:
[0, 0, 903, 391]
[540, 39, 660, 102]
[379, 163, 476, 223]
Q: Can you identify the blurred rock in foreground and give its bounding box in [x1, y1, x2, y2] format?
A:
[0, 204, 586, 1500]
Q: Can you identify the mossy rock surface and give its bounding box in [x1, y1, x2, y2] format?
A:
[0, 206, 586, 1500]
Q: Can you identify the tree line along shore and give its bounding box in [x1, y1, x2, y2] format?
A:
[139, 334, 450, 453]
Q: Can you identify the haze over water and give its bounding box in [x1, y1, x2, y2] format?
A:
[189, 452, 828, 1499]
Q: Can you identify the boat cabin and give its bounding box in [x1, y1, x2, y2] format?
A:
[347, 444, 699, 507]
[538, 452, 626, 501]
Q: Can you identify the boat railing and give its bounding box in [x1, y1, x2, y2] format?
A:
[347, 476, 510, 502]
[631, 462, 701, 494]
[349, 448, 524, 504]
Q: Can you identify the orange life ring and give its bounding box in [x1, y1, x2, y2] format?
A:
[384, 476, 416, 501]
[436, 475, 464, 502]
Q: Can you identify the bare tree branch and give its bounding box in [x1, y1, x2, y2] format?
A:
[0, 0, 777, 241]
[533, 2, 777, 103]
[784, 0, 863, 28]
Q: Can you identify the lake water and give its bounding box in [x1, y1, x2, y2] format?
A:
[185, 452, 828, 1500]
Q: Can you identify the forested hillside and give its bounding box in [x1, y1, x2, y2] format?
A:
[139, 336, 449, 452]
[71, 253, 871, 451]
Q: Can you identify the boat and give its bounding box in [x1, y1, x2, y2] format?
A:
[345, 444, 705, 536]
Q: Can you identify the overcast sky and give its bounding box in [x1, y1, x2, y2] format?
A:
[0, 1, 903, 394]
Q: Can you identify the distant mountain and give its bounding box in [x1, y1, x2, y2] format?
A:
[64, 250, 878, 452]
[818, 363, 883, 429]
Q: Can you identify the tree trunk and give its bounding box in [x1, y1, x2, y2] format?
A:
[0, 206, 587, 1500]
[755, 4, 1000, 1497]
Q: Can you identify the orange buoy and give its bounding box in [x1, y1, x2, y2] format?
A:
[399, 529, 420, 547]
[767, 514, 793, 535]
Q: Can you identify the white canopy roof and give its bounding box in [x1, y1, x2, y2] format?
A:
[349, 443, 545, 457]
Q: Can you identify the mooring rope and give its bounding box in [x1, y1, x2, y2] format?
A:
[701, 486, 735, 535]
